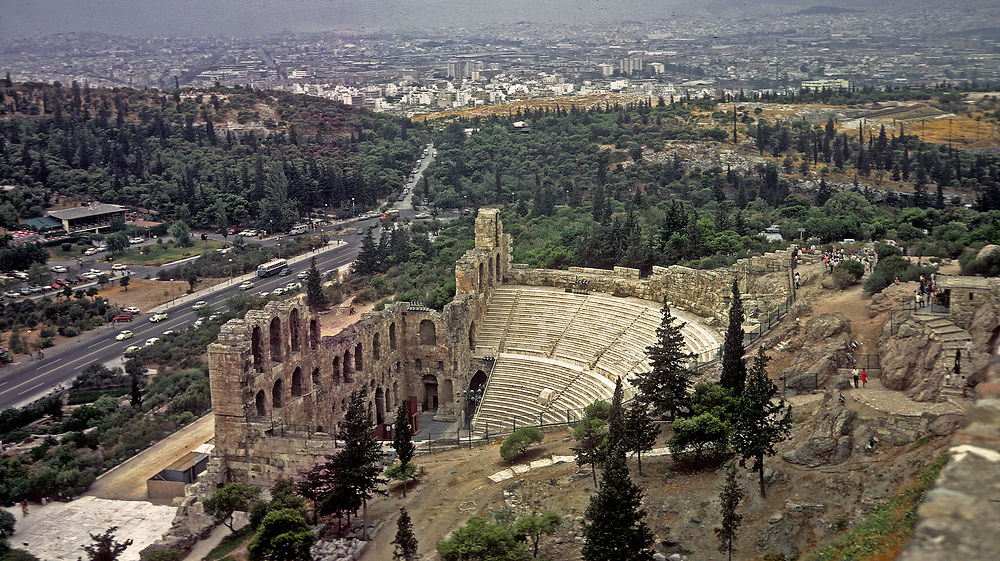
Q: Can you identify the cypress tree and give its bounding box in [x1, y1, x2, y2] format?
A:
[719, 280, 747, 395]
[715, 464, 744, 561]
[581, 378, 654, 561]
[392, 403, 415, 497]
[624, 403, 659, 477]
[337, 389, 386, 539]
[633, 302, 694, 420]
[392, 507, 419, 561]
[305, 256, 327, 311]
[732, 347, 792, 497]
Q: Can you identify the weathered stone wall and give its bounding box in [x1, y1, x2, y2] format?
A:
[209, 209, 511, 484]
[504, 249, 796, 326]
[937, 276, 1000, 331]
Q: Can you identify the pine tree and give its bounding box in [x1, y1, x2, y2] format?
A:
[624, 403, 659, 476]
[719, 280, 747, 395]
[337, 389, 386, 539]
[83, 527, 133, 561]
[732, 347, 792, 497]
[125, 360, 145, 408]
[633, 302, 693, 420]
[581, 379, 654, 561]
[392, 403, 415, 497]
[715, 464, 744, 561]
[392, 507, 419, 561]
[305, 256, 327, 311]
[353, 229, 378, 275]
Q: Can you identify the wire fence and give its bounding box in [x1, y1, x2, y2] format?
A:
[693, 294, 797, 372]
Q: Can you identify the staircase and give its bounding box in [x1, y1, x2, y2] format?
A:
[913, 311, 973, 405]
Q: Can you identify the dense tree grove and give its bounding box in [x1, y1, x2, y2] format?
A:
[0, 83, 426, 231]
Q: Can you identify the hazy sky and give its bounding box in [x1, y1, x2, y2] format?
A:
[0, 1, 833, 39]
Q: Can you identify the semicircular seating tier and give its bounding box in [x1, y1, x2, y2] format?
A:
[471, 285, 722, 434]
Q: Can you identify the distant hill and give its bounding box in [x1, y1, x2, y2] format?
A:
[792, 5, 862, 15]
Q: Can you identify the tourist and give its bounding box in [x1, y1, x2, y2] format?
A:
[852, 368, 859, 389]
[914, 291, 921, 311]
[794, 272, 800, 289]
[861, 369, 867, 388]
[21, 499, 28, 516]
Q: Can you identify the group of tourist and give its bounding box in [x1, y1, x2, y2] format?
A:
[820, 244, 879, 275]
[913, 273, 940, 310]
[851, 367, 868, 389]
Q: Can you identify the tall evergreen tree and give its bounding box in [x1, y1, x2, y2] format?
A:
[392, 507, 419, 561]
[732, 347, 792, 497]
[305, 256, 327, 311]
[633, 302, 694, 420]
[125, 359, 145, 408]
[391, 403, 415, 497]
[719, 280, 747, 395]
[353, 229, 378, 275]
[337, 389, 386, 539]
[715, 464, 744, 561]
[581, 379, 654, 561]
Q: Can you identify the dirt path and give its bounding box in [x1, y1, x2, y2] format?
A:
[86, 413, 215, 502]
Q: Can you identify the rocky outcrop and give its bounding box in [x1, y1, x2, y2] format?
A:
[783, 405, 857, 467]
[778, 313, 854, 392]
[877, 318, 943, 402]
[868, 282, 918, 318]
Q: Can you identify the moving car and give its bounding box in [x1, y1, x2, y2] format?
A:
[111, 314, 133, 323]
[115, 330, 133, 341]
[144, 337, 159, 346]
[279, 268, 292, 276]
[111, 263, 128, 271]
[297, 271, 308, 280]
[162, 330, 175, 336]
[84, 247, 100, 256]
[192, 301, 208, 310]
[123, 345, 141, 356]
[128, 237, 144, 244]
[149, 312, 168, 322]
[239, 281, 255, 290]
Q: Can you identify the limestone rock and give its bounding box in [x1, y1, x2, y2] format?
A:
[780, 313, 853, 392]
[652, 553, 668, 561]
[783, 407, 856, 466]
[869, 282, 917, 318]
[877, 319, 944, 402]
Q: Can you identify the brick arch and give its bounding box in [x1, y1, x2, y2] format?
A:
[269, 316, 282, 363]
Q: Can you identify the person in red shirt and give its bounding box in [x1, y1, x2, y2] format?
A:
[861, 369, 867, 388]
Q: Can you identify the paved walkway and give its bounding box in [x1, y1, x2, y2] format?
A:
[3, 496, 176, 561]
[843, 377, 968, 416]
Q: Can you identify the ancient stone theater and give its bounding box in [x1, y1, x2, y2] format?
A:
[208, 208, 796, 483]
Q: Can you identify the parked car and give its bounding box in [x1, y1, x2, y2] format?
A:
[271, 287, 285, 296]
[115, 330, 134, 341]
[4, 290, 21, 298]
[84, 247, 100, 256]
[193, 318, 204, 328]
[162, 330, 175, 336]
[144, 337, 159, 346]
[192, 301, 208, 310]
[149, 312, 168, 322]
[123, 345, 141, 356]
[124, 306, 140, 314]
[50, 265, 67, 273]
[112, 314, 133, 323]
[128, 237, 144, 244]
[111, 263, 128, 271]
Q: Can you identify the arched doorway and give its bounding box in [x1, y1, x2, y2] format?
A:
[310, 319, 320, 349]
[468, 370, 488, 421]
[421, 374, 438, 412]
[255, 390, 266, 417]
[355, 342, 363, 371]
[269, 317, 282, 363]
[289, 308, 300, 351]
[272, 379, 283, 408]
[375, 387, 385, 425]
[291, 367, 302, 396]
[311, 367, 320, 392]
[343, 350, 352, 383]
[389, 322, 397, 350]
[251, 326, 264, 372]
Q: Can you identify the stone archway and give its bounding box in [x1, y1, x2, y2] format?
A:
[389, 322, 397, 350]
[373, 332, 381, 360]
[375, 387, 385, 425]
[291, 367, 302, 396]
[269, 317, 282, 363]
[343, 350, 352, 383]
[332, 355, 341, 382]
[468, 369, 488, 421]
[251, 326, 264, 372]
[310, 319, 320, 349]
[255, 390, 266, 417]
[272, 379, 283, 408]
[421, 374, 438, 412]
[311, 367, 320, 392]
[354, 342, 363, 371]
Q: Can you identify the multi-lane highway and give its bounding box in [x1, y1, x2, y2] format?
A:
[0, 144, 437, 411]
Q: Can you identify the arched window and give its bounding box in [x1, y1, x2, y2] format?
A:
[291, 367, 302, 396]
[272, 379, 283, 408]
[375, 387, 385, 425]
[332, 356, 341, 382]
[289, 308, 300, 352]
[251, 326, 264, 372]
[311, 368, 320, 391]
[468, 322, 475, 349]
[354, 342, 363, 371]
[478, 262, 484, 291]
[255, 390, 266, 417]
[343, 350, 352, 383]
[309, 319, 320, 349]
[389, 322, 397, 350]
[419, 319, 436, 346]
[373, 333, 381, 360]
[269, 317, 282, 363]
[488, 258, 494, 286]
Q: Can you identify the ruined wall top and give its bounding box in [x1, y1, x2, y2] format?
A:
[475, 208, 502, 250]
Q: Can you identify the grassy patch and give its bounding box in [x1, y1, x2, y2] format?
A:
[47, 242, 90, 261]
[801, 454, 948, 561]
[118, 240, 225, 266]
[204, 526, 253, 561]
[68, 386, 129, 405]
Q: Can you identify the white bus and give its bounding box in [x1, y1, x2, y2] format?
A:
[257, 258, 288, 277]
[288, 224, 308, 235]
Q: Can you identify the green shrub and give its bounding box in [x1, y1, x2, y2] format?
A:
[500, 427, 544, 462]
[143, 549, 182, 561]
[835, 259, 865, 281]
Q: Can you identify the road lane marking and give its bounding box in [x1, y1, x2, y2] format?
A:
[19, 383, 44, 396]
